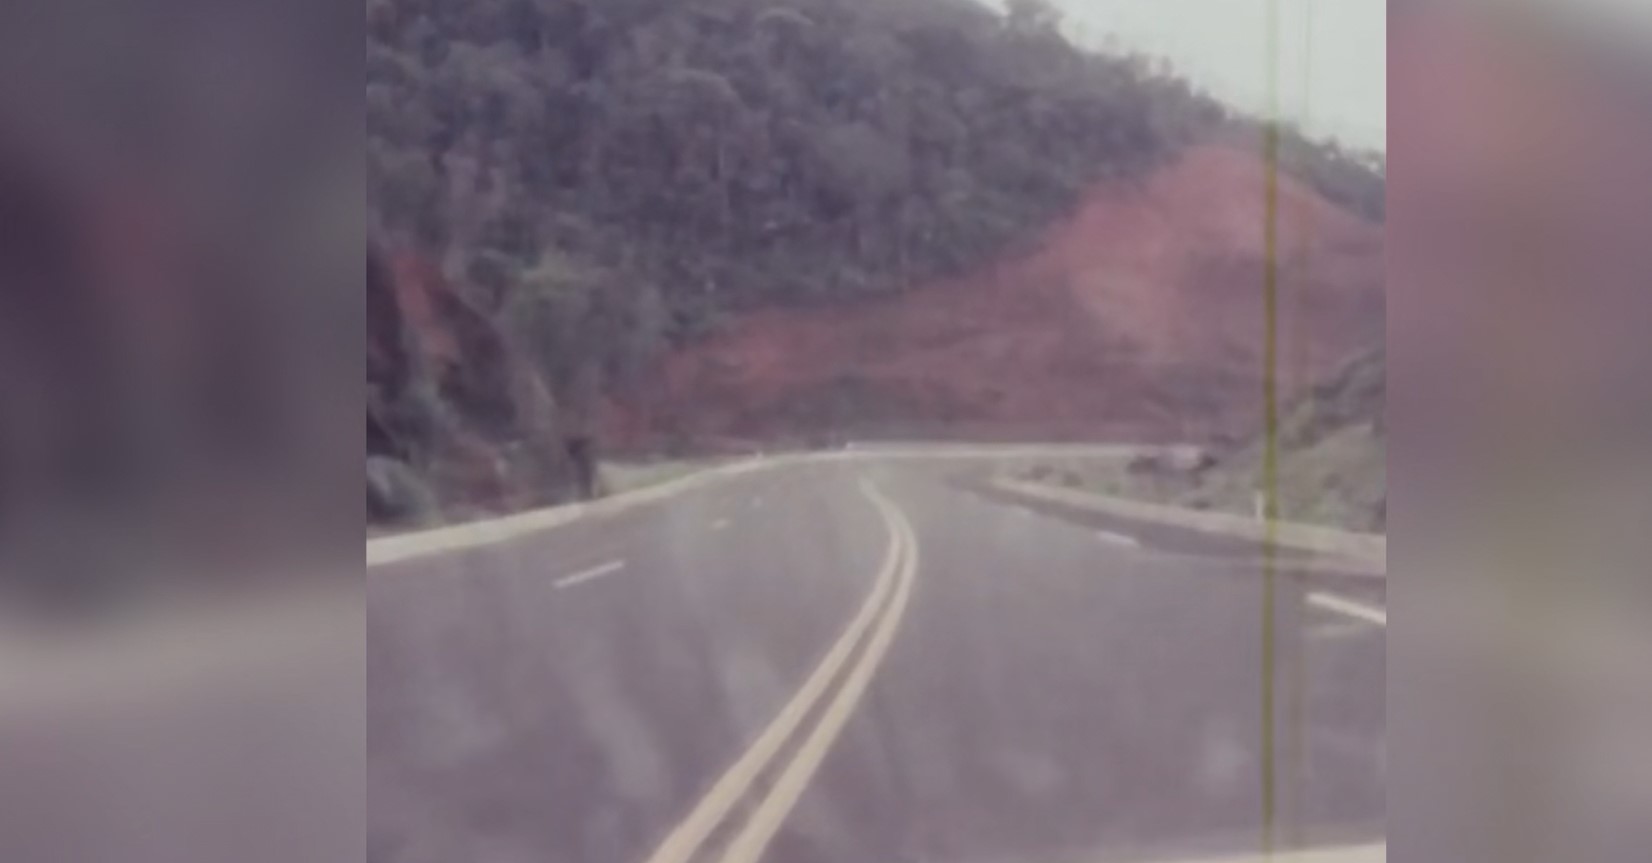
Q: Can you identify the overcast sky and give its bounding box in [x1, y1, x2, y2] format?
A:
[1035, 0, 1388, 150]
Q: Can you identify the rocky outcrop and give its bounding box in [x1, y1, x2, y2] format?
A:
[366, 244, 575, 526]
[1184, 348, 1386, 532]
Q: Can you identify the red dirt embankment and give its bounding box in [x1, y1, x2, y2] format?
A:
[613, 146, 1384, 447]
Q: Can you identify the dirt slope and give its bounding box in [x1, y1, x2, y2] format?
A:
[611, 146, 1384, 447]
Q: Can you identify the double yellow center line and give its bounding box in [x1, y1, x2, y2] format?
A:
[644, 479, 919, 863]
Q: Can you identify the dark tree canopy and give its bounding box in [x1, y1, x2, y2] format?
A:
[367, 0, 1382, 411]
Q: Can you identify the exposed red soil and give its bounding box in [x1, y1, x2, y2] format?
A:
[611, 145, 1385, 447]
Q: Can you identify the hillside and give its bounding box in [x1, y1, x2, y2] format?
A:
[612, 145, 1383, 448]
[368, 0, 1223, 371]
[364, 0, 1385, 518]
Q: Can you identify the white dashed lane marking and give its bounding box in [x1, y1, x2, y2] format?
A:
[553, 560, 626, 590]
[1307, 591, 1387, 626]
[1096, 530, 1141, 549]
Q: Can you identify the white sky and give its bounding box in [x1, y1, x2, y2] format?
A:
[1014, 1, 1389, 150]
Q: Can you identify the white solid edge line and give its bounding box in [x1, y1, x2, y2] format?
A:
[1144, 843, 1385, 863]
[1307, 592, 1387, 627]
[368, 446, 1175, 569]
[552, 560, 626, 590]
[642, 478, 905, 863]
[716, 486, 919, 863]
[366, 456, 779, 569]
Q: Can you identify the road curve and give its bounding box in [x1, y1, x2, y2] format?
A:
[367, 451, 1384, 863]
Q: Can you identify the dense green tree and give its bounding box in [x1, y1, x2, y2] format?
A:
[367, 0, 1382, 416]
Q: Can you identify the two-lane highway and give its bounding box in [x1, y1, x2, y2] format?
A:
[367, 452, 1384, 863]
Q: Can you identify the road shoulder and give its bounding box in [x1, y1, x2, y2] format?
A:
[987, 477, 1385, 574]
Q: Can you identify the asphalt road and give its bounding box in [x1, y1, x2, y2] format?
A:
[367, 454, 1385, 863]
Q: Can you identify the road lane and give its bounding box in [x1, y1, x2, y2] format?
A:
[644, 480, 909, 863]
[369, 464, 892, 863]
[367, 453, 1384, 863]
[755, 465, 1383, 863]
[715, 483, 920, 863]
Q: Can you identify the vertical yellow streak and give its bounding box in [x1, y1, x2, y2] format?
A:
[1286, 3, 1314, 847]
[1291, 0, 1316, 394]
[1259, 0, 1284, 856]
